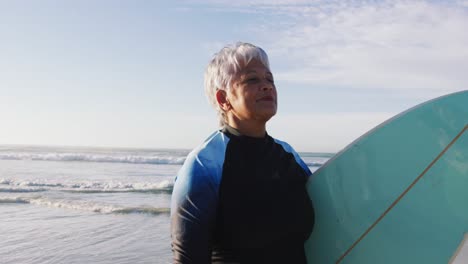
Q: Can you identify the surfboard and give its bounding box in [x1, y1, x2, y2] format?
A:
[305, 91, 468, 264]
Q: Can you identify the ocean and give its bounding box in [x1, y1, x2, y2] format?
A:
[0, 145, 331, 264]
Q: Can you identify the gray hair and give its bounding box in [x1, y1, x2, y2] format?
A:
[204, 42, 271, 126]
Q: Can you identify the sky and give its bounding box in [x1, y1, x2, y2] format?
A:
[0, 0, 467, 152]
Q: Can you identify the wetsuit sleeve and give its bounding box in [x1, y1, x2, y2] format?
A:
[171, 154, 219, 264]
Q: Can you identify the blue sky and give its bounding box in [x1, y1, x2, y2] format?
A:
[1, 0, 467, 152]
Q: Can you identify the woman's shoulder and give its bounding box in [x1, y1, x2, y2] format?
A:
[270, 136, 296, 153]
[188, 130, 229, 161]
[180, 130, 230, 174]
[270, 136, 312, 177]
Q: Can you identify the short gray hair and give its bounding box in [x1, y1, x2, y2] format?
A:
[204, 42, 271, 126]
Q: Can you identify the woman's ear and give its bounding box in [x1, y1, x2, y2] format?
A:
[216, 90, 231, 111]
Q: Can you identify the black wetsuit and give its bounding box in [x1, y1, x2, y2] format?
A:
[171, 127, 314, 263]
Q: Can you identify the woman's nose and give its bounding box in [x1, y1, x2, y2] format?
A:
[261, 79, 274, 91]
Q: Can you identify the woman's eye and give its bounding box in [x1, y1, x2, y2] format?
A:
[246, 77, 259, 83]
[243, 76, 274, 84]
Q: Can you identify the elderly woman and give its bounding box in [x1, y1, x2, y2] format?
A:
[171, 42, 314, 263]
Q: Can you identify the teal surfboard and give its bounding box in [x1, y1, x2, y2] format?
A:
[305, 91, 468, 264]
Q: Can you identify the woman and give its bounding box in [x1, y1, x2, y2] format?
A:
[171, 42, 314, 264]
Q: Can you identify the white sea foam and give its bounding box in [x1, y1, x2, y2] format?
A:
[0, 195, 170, 215]
[0, 179, 12, 185]
[0, 178, 174, 193]
[0, 197, 31, 203]
[0, 152, 186, 165]
[0, 187, 47, 193]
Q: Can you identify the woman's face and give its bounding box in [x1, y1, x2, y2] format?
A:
[226, 58, 277, 124]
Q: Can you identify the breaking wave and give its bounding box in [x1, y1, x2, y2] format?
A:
[0, 196, 170, 216]
[0, 178, 174, 194]
[0, 153, 186, 165]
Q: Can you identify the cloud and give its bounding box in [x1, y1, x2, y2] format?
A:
[192, 0, 468, 95]
[270, 1, 468, 92]
[457, 0, 468, 8]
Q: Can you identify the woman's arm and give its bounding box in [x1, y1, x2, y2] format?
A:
[171, 155, 219, 264]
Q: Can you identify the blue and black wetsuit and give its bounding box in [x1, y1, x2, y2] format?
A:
[171, 126, 314, 263]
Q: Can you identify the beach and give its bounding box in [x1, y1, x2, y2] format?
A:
[0, 145, 328, 264]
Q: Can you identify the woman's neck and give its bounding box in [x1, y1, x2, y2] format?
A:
[225, 120, 266, 138]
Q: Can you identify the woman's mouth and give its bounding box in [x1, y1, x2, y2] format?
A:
[257, 96, 275, 102]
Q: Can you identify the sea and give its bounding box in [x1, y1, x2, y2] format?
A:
[0, 145, 332, 264]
